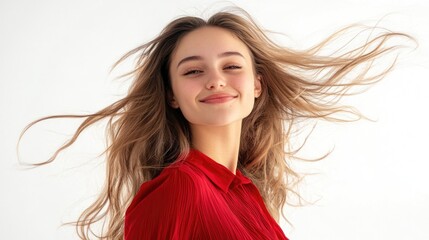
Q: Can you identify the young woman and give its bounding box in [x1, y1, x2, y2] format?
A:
[21, 8, 411, 240]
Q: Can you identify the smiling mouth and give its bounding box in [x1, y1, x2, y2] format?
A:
[199, 94, 238, 104]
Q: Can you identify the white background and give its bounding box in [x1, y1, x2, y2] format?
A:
[1, 0, 428, 239]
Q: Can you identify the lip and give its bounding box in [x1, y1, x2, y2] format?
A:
[199, 93, 238, 104]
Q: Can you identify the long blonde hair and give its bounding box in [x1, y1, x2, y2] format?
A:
[20, 8, 412, 240]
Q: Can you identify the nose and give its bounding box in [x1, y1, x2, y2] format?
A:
[205, 70, 226, 90]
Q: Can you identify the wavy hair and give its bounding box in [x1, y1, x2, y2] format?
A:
[19, 8, 412, 240]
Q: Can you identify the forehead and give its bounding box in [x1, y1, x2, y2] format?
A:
[170, 26, 252, 65]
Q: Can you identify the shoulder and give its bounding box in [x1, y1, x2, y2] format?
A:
[124, 163, 205, 239]
[127, 164, 201, 213]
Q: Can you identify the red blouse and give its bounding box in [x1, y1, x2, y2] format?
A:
[124, 149, 288, 240]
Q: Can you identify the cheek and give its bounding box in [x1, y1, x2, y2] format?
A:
[172, 80, 200, 105]
[171, 82, 201, 124]
[234, 73, 257, 97]
[239, 74, 258, 110]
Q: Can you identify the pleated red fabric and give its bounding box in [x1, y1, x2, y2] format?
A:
[124, 149, 288, 240]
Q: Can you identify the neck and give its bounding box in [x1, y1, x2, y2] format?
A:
[190, 121, 242, 174]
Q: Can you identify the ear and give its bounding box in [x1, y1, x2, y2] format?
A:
[168, 91, 180, 108]
[254, 74, 262, 98]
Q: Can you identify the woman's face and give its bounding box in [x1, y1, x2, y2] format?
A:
[169, 26, 261, 127]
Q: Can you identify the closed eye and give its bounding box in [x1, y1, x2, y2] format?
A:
[224, 65, 242, 70]
[183, 69, 203, 76]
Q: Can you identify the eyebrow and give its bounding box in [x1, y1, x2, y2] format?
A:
[176, 51, 245, 68]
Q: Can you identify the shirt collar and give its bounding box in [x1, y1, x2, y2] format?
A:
[185, 149, 252, 193]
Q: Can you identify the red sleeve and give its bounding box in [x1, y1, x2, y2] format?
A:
[124, 168, 201, 240]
